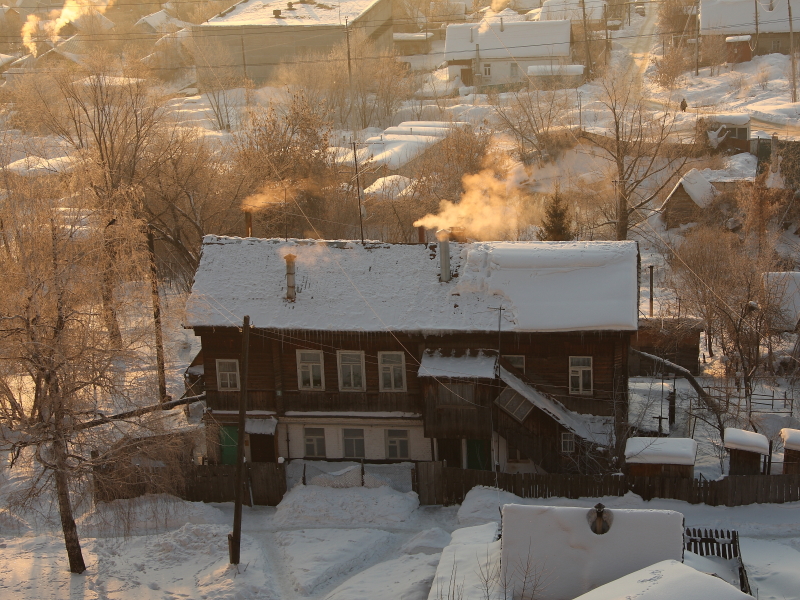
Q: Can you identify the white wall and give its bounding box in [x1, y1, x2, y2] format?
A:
[276, 419, 432, 461]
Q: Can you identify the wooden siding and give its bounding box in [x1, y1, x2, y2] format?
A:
[785, 448, 800, 475]
[662, 186, 702, 229]
[630, 318, 702, 376]
[729, 448, 763, 476]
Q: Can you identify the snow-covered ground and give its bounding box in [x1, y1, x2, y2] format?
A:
[2, 484, 799, 600]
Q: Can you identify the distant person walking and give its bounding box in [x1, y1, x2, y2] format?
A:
[680, 98, 688, 112]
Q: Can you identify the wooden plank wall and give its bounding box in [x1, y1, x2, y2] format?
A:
[412, 462, 800, 507]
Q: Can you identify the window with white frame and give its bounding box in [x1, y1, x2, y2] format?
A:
[343, 428, 365, 458]
[510, 62, 518, 78]
[503, 355, 525, 371]
[561, 432, 575, 453]
[338, 351, 365, 391]
[772, 39, 781, 52]
[304, 428, 326, 458]
[386, 429, 409, 459]
[297, 350, 324, 390]
[483, 63, 491, 77]
[379, 352, 406, 391]
[569, 356, 592, 395]
[216, 359, 240, 391]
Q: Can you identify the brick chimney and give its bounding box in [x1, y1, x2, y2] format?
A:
[437, 230, 451, 282]
[285, 253, 296, 301]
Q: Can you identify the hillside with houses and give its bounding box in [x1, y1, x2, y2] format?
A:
[3, 0, 800, 598]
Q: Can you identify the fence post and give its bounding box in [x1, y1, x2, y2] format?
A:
[361, 459, 365, 486]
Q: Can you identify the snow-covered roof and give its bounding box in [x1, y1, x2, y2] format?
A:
[707, 113, 750, 126]
[625, 437, 698, 465]
[481, 7, 527, 22]
[185, 238, 640, 333]
[662, 169, 718, 210]
[700, 152, 757, 183]
[204, 0, 382, 26]
[572, 560, 752, 600]
[726, 34, 751, 42]
[780, 427, 800, 451]
[136, 9, 187, 32]
[418, 350, 497, 378]
[701, 0, 800, 35]
[0, 53, 14, 69]
[500, 505, 684, 600]
[245, 416, 277, 435]
[763, 272, 800, 330]
[527, 64, 584, 76]
[499, 367, 614, 442]
[332, 122, 466, 171]
[393, 32, 434, 41]
[363, 175, 414, 199]
[540, 0, 605, 21]
[67, 10, 115, 32]
[724, 427, 769, 454]
[444, 20, 571, 61]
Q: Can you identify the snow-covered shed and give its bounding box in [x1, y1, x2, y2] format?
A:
[699, 152, 757, 193]
[572, 560, 752, 600]
[135, 10, 188, 35]
[186, 237, 640, 473]
[443, 20, 571, 85]
[780, 428, 800, 475]
[625, 437, 697, 478]
[660, 169, 718, 229]
[724, 427, 770, 475]
[500, 504, 684, 600]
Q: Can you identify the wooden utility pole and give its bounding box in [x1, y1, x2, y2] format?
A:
[790, 0, 797, 102]
[581, 0, 593, 78]
[146, 228, 167, 402]
[649, 265, 654, 317]
[695, 0, 700, 76]
[345, 17, 353, 89]
[352, 140, 365, 243]
[229, 315, 250, 565]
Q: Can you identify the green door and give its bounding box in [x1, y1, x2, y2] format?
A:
[466, 439, 491, 471]
[220, 426, 238, 465]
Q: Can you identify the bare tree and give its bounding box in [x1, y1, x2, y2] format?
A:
[585, 67, 690, 240]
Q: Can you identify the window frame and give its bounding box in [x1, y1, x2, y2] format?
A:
[215, 359, 240, 391]
[337, 350, 366, 392]
[296, 349, 325, 391]
[483, 63, 491, 77]
[378, 351, 407, 392]
[510, 62, 518, 78]
[772, 39, 781, 51]
[569, 356, 593, 396]
[386, 429, 410, 459]
[561, 432, 575, 454]
[304, 427, 327, 458]
[343, 428, 366, 458]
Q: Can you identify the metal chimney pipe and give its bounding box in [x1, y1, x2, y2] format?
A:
[245, 211, 253, 237]
[437, 230, 451, 282]
[285, 253, 296, 301]
[417, 226, 426, 244]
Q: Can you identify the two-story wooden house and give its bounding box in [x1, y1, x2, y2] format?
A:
[184, 235, 640, 474]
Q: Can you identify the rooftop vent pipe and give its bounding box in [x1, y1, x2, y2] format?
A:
[287, 1, 293, 7]
[285, 253, 296, 301]
[437, 230, 451, 283]
[273, 8, 281, 17]
[244, 211, 253, 237]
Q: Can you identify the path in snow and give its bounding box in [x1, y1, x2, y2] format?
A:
[617, 1, 659, 94]
[740, 538, 800, 600]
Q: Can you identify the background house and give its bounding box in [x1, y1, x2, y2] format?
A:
[192, 0, 393, 84]
[700, 0, 800, 55]
[444, 19, 572, 86]
[659, 168, 718, 229]
[184, 236, 640, 475]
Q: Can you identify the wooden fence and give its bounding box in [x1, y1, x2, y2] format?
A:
[685, 528, 751, 594]
[95, 463, 287, 507]
[413, 462, 800, 507]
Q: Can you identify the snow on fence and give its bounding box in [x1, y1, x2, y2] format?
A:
[413, 462, 800, 507]
[286, 460, 414, 493]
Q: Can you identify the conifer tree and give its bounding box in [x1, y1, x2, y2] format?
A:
[538, 189, 575, 241]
